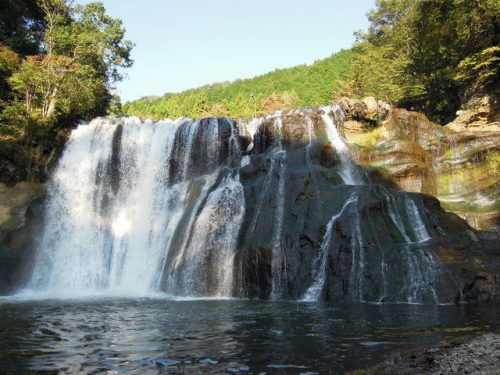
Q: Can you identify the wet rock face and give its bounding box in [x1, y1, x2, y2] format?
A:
[344, 98, 500, 231]
[168, 118, 234, 184]
[234, 106, 500, 303]
[0, 182, 45, 294]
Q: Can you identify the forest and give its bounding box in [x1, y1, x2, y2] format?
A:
[122, 49, 354, 120]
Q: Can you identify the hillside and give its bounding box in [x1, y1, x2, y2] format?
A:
[122, 49, 353, 119]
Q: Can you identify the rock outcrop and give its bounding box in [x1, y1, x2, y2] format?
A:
[341, 96, 500, 232]
[233, 106, 500, 302]
[0, 182, 45, 293]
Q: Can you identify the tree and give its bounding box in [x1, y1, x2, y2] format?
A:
[0, 0, 46, 56]
[8, 55, 102, 122]
[63, 2, 134, 85]
[0, 0, 133, 180]
[0, 46, 20, 105]
[6, 0, 133, 124]
[260, 91, 299, 115]
[345, 0, 499, 123]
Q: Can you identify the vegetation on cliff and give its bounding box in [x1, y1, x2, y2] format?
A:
[0, 0, 133, 181]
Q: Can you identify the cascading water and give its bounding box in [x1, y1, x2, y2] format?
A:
[19, 105, 452, 304]
[25, 117, 244, 297]
[301, 107, 441, 302]
[270, 113, 287, 300]
[321, 106, 362, 185]
[302, 193, 358, 301]
[166, 125, 245, 297]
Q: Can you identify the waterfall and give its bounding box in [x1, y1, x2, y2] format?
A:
[403, 197, 431, 242]
[320, 106, 362, 185]
[25, 117, 244, 297]
[403, 246, 439, 303]
[166, 125, 245, 296]
[18, 106, 450, 304]
[302, 193, 358, 301]
[270, 113, 287, 300]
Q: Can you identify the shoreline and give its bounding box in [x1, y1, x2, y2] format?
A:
[357, 332, 500, 375]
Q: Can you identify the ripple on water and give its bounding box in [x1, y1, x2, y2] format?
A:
[0, 299, 498, 374]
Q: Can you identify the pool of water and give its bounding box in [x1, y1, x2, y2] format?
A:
[0, 298, 498, 374]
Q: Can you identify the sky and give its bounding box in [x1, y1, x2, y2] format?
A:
[76, 0, 376, 102]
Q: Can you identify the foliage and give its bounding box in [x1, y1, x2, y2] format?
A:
[123, 49, 354, 119]
[0, 0, 133, 180]
[8, 54, 103, 124]
[334, 41, 420, 103]
[0, 0, 45, 56]
[339, 0, 500, 123]
[0, 46, 21, 103]
[455, 46, 500, 95]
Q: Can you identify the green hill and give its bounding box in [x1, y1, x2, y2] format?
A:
[123, 49, 354, 119]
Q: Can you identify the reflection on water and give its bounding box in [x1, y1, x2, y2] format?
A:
[0, 298, 498, 374]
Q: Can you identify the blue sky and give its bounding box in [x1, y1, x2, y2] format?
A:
[76, 1, 375, 102]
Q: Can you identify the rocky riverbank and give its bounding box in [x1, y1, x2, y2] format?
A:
[361, 332, 500, 375]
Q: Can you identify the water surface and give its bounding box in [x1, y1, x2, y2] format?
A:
[0, 298, 498, 374]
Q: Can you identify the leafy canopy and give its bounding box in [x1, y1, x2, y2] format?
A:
[339, 0, 500, 123]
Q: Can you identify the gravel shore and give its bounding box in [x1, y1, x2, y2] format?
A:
[362, 333, 500, 375]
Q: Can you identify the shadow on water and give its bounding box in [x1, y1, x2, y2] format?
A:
[0, 298, 498, 374]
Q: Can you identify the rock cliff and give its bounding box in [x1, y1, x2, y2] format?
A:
[339, 96, 499, 231]
[232, 105, 500, 302]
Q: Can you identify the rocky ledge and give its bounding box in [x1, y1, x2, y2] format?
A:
[337, 96, 499, 232]
[362, 333, 500, 375]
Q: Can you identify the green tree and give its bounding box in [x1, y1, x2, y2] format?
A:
[0, 0, 45, 56]
[0, 0, 133, 180]
[346, 0, 499, 123]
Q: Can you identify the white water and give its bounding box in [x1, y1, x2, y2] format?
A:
[168, 125, 245, 296]
[240, 117, 263, 152]
[404, 197, 431, 242]
[321, 106, 362, 185]
[403, 246, 439, 303]
[25, 117, 244, 298]
[302, 193, 358, 301]
[270, 114, 288, 300]
[19, 108, 444, 304]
